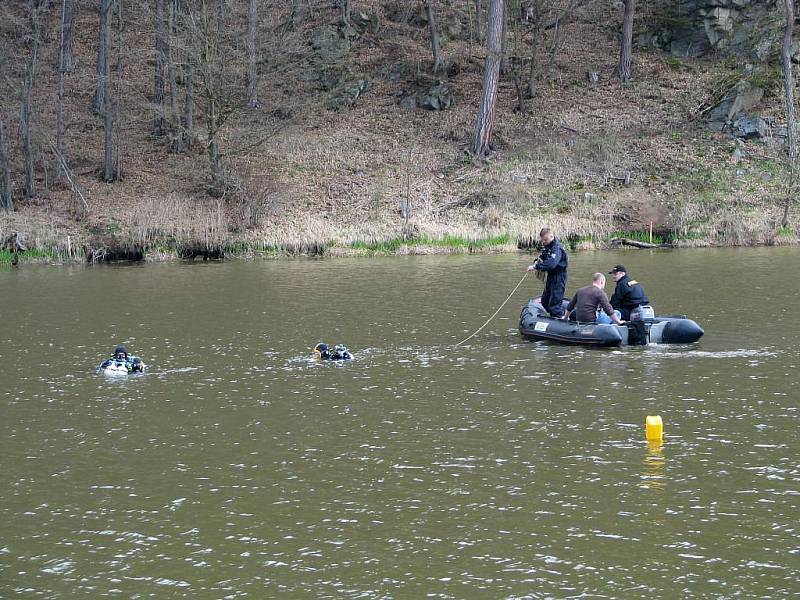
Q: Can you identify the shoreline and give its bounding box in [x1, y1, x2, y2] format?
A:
[2, 228, 797, 266]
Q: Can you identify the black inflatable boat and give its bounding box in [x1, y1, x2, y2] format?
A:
[519, 298, 704, 347]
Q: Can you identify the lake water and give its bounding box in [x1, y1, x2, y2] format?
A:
[1, 248, 798, 597]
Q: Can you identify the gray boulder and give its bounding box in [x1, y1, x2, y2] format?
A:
[706, 81, 763, 129]
[311, 26, 351, 63]
[732, 115, 770, 139]
[326, 78, 369, 111]
[417, 84, 454, 111]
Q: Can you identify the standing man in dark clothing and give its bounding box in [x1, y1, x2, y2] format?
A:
[528, 228, 568, 317]
[608, 265, 650, 320]
[564, 273, 624, 324]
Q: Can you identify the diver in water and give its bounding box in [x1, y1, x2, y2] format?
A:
[313, 343, 353, 361]
[100, 345, 146, 373]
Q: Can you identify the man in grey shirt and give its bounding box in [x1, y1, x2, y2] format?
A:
[564, 273, 623, 324]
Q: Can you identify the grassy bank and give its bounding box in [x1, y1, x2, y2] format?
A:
[3, 206, 797, 265]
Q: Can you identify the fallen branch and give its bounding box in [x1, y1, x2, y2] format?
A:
[611, 237, 673, 249]
[50, 143, 89, 216]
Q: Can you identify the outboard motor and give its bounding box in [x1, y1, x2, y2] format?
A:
[630, 305, 655, 321]
[627, 320, 649, 345]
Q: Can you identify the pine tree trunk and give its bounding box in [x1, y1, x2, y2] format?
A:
[153, 0, 166, 134]
[93, 0, 109, 113]
[0, 116, 12, 211]
[618, 0, 634, 82]
[246, 0, 259, 108]
[426, 0, 444, 73]
[472, 0, 503, 160]
[782, 0, 796, 228]
[22, 0, 42, 199]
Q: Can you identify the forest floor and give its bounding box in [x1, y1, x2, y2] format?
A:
[1, 0, 797, 264]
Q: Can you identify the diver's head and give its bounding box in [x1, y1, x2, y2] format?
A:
[313, 343, 328, 356]
[114, 345, 128, 359]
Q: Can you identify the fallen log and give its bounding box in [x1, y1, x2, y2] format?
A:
[610, 237, 673, 249]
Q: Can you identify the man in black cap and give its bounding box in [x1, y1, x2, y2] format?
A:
[608, 265, 650, 320]
[527, 228, 568, 317]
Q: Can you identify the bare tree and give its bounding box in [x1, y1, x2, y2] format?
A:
[246, 0, 259, 108]
[425, 0, 444, 73]
[60, 0, 76, 72]
[153, 0, 167, 134]
[22, 0, 46, 199]
[56, 0, 71, 180]
[183, 61, 195, 150]
[0, 115, 12, 211]
[472, 0, 504, 160]
[189, 0, 229, 195]
[618, 0, 634, 82]
[99, 0, 123, 182]
[475, 0, 483, 44]
[93, 0, 110, 112]
[289, 0, 304, 29]
[112, 0, 125, 180]
[782, 0, 796, 228]
[167, 0, 183, 151]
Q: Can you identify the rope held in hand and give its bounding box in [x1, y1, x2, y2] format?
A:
[455, 271, 530, 347]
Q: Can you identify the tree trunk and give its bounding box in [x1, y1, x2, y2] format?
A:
[167, 0, 183, 151]
[113, 0, 124, 180]
[200, 0, 225, 196]
[500, 0, 509, 74]
[22, 0, 43, 199]
[475, 0, 483, 44]
[289, 0, 303, 28]
[101, 0, 114, 181]
[56, 0, 70, 180]
[472, 0, 503, 160]
[425, 0, 444, 74]
[425, 0, 444, 73]
[0, 116, 12, 211]
[246, 0, 259, 108]
[60, 0, 75, 72]
[93, 0, 109, 113]
[618, 0, 634, 82]
[341, 0, 351, 25]
[184, 62, 194, 150]
[153, 0, 166, 134]
[782, 0, 796, 228]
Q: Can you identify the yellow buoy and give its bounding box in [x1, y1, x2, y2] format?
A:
[646, 415, 663, 441]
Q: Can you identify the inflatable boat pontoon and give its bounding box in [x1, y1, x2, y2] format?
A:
[519, 298, 704, 347]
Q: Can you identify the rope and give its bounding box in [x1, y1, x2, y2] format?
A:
[455, 271, 530, 347]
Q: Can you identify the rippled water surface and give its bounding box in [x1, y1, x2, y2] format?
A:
[1, 248, 799, 598]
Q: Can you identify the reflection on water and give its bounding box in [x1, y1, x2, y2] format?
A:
[642, 440, 666, 492]
[1, 248, 799, 597]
